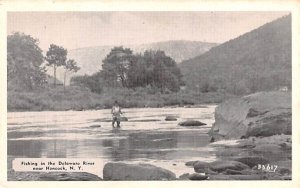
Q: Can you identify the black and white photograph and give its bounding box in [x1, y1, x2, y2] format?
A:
[5, 9, 294, 182]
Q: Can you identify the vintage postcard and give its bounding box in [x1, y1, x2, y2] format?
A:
[1, 0, 300, 188]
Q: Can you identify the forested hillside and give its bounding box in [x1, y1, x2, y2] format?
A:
[180, 15, 291, 95]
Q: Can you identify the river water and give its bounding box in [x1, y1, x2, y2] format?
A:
[7, 106, 217, 178]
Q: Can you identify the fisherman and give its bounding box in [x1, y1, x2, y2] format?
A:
[111, 100, 122, 128]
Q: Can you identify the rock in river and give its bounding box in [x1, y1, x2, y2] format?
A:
[103, 162, 176, 180]
[179, 120, 206, 126]
[185, 160, 201, 167]
[193, 161, 210, 173]
[178, 173, 190, 180]
[165, 116, 177, 121]
[89, 125, 101, 128]
[188, 173, 208, 180]
[223, 169, 244, 175]
[208, 160, 250, 172]
[210, 91, 291, 140]
[193, 160, 249, 174]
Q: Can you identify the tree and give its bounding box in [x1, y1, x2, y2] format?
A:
[63, 59, 80, 89]
[142, 50, 182, 92]
[101, 46, 134, 87]
[7, 32, 46, 90]
[126, 54, 148, 88]
[45, 44, 67, 87]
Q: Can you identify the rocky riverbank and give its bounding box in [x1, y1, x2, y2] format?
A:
[98, 134, 291, 181]
[210, 91, 291, 140]
[179, 91, 292, 180]
[181, 134, 291, 180]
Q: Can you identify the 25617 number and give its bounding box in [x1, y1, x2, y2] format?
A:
[257, 164, 278, 172]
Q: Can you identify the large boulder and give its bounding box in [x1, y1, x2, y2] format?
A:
[208, 160, 250, 172]
[193, 160, 249, 173]
[210, 91, 291, 140]
[193, 161, 210, 173]
[103, 162, 176, 180]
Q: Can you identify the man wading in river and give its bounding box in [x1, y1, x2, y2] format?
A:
[111, 101, 122, 128]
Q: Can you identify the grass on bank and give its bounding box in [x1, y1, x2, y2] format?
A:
[8, 86, 235, 112]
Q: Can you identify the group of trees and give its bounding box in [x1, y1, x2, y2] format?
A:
[72, 46, 183, 93]
[126, 50, 183, 92]
[8, 33, 182, 94]
[7, 32, 80, 90]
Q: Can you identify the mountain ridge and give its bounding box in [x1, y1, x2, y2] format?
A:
[66, 40, 218, 77]
[69, 40, 217, 51]
[179, 15, 291, 94]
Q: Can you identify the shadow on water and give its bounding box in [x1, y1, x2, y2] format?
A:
[105, 130, 211, 161]
[102, 131, 179, 161]
[8, 129, 211, 160]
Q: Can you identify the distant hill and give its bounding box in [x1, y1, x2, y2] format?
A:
[67, 40, 217, 76]
[179, 15, 291, 95]
[132, 40, 218, 63]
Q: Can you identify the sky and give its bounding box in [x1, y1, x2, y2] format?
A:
[7, 11, 289, 51]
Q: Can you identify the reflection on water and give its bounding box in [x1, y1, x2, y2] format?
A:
[8, 107, 216, 176]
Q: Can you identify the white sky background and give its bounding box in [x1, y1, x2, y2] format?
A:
[7, 12, 289, 51]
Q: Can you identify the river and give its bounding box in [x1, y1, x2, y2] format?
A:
[7, 106, 217, 178]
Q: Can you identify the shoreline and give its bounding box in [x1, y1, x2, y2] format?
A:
[7, 104, 218, 113]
